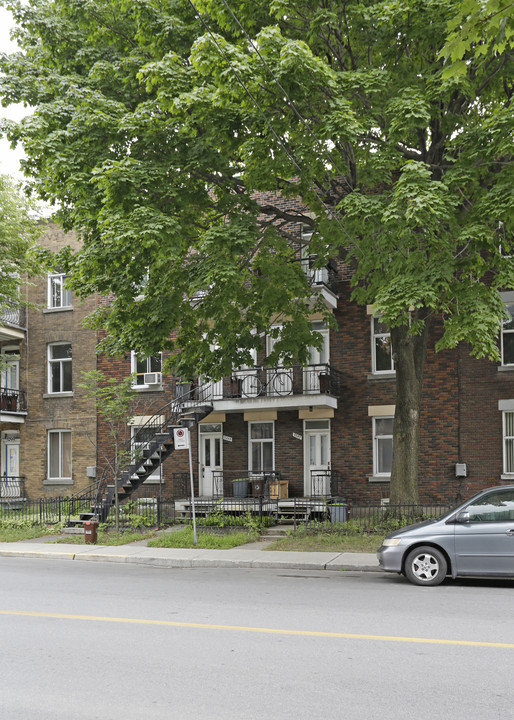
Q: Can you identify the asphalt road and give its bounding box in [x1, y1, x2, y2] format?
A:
[1, 559, 513, 720]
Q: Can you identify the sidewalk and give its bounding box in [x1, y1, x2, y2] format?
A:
[0, 540, 380, 572]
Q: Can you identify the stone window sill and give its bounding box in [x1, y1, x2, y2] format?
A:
[43, 392, 74, 398]
[43, 307, 73, 314]
[43, 478, 73, 485]
[368, 476, 391, 483]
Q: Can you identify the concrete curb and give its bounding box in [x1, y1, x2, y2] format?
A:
[0, 542, 380, 572]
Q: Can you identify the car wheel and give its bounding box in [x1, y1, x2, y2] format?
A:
[404, 546, 447, 586]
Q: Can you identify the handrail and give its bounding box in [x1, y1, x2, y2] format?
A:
[92, 379, 215, 512]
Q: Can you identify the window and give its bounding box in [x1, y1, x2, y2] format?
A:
[372, 316, 394, 373]
[131, 352, 162, 387]
[466, 489, 514, 522]
[48, 273, 72, 309]
[373, 417, 394, 476]
[501, 305, 514, 365]
[48, 343, 72, 393]
[503, 411, 514, 473]
[249, 422, 274, 472]
[47, 430, 71, 481]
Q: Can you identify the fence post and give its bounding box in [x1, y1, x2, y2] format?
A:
[157, 497, 161, 526]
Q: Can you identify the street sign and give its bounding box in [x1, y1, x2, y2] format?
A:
[173, 427, 190, 449]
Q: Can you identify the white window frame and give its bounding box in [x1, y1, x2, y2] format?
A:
[130, 351, 162, 388]
[47, 273, 72, 309]
[371, 315, 394, 374]
[501, 304, 514, 366]
[248, 421, 275, 473]
[47, 429, 72, 482]
[48, 342, 72, 394]
[373, 416, 394, 477]
[503, 411, 514, 475]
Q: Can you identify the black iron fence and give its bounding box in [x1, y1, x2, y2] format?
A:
[181, 497, 279, 528]
[299, 501, 454, 530]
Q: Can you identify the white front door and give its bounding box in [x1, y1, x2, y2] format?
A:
[304, 420, 330, 496]
[304, 327, 329, 393]
[1, 431, 20, 497]
[199, 425, 223, 497]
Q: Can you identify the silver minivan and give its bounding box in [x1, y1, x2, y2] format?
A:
[378, 485, 514, 586]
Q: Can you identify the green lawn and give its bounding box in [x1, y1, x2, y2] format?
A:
[265, 530, 384, 553]
[148, 527, 259, 549]
[0, 526, 58, 543]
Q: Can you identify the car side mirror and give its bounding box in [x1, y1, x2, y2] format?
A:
[455, 510, 470, 523]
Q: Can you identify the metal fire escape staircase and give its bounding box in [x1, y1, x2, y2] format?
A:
[70, 382, 213, 525]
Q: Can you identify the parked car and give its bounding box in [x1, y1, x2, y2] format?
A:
[378, 485, 514, 586]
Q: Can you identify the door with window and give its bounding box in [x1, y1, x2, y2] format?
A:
[266, 328, 292, 396]
[304, 325, 330, 393]
[199, 424, 223, 497]
[1, 431, 20, 497]
[1, 348, 20, 411]
[304, 420, 331, 496]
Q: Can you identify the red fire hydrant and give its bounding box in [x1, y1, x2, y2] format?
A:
[84, 519, 99, 544]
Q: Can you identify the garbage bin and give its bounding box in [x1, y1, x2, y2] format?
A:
[329, 500, 349, 524]
[232, 478, 249, 498]
[84, 519, 99, 544]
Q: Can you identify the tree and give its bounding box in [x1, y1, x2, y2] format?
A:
[1, 0, 513, 502]
[0, 173, 40, 312]
[0, 173, 41, 372]
[78, 370, 138, 533]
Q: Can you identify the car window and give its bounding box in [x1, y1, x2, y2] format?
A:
[466, 489, 514, 522]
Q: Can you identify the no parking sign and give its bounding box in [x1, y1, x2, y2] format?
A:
[173, 427, 190, 449]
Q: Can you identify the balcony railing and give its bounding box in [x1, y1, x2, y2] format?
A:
[0, 303, 26, 329]
[181, 364, 341, 403]
[0, 476, 26, 499]
[0, 388, 27, 413]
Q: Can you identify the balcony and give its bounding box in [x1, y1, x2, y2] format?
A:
[0, 388, 27, 421]
[0, 475, 26, 500]
[188, 364, 341, 414]
[0, 303, 26, 340]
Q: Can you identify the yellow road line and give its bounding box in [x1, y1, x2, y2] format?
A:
[0, 609, 512, 648]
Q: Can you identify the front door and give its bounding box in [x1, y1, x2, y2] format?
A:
[304, 420, 330, 496]
[1, 431, 20, 497]
[199, 424, 223, 497]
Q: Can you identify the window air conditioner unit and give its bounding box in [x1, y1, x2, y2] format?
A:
[144, 372, 162, 386]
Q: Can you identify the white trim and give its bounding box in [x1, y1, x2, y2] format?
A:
[371, 315, 395, 375]
[47, 342, 72, 394]
[372, 416, 394, 477]
[47, 273, 72, 309]
[47, 429, 72, 481]
[248, 420, 275, 473]
[131, 351, 162, 389]
[499, 399, 514, 411]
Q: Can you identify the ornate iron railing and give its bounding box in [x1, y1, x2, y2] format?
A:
[0, 475, 26, 499]
[199, 364, 341, 401]
[0, 387, 27, 413]
[0, 303, 26, 329]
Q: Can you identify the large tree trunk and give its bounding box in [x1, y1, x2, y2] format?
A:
[389, 317, 430, 505]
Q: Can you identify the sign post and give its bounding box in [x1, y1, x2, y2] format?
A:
[173, 427, 197, 545]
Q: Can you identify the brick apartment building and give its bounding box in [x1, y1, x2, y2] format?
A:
[0, 223, 98, 501]
[3, 219, 514, 506]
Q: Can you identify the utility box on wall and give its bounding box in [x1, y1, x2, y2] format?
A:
[455, 463, 467, 478]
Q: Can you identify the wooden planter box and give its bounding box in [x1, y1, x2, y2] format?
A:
[269, 480, 288, 499]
